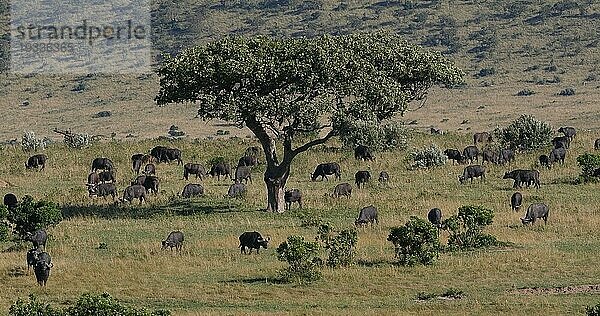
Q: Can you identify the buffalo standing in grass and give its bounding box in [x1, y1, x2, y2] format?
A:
[91, 157, 113, 172]
[25, 229, 48, 250]
[473, 132, 492, 145]
[26, 154, 47, 171]
[444, 149, 463, 164]
[227, 182, 246, 198]
[122, 185, 146, 204]
[558, 126, 576, 140]
[87, 183, 117, 201]
[311, 162, 341, 181]
[499, 149, 515, 165]
[511, 192, 523, 211]
[98, 170, 115, 183]
[33, 252, 52, 286]
[552, 136, 570, 149]
[237, 155, 259, 167]
[161, 231, 184, 251]
[183, 163, 205, 180]
[208, 161, 232, 180]
[239, 231, 270, 254]
[332, 183, 352, 198]
[26, 248, 41, 275]
[378, 171, 389, 183]
[459, 165, 486, 184]
[181, 183, 204, 198]
[355, 205, 378, 227]
[503, 169, 540, 189]
[539, 154, 551, 169]
[354, 145, 375, 161]
[595, 139, 600, 150]
[131, 154, 144, 174]
[3, 193, 18, 210]
[521, 203, 549, 225]
[144, 163, 156, 175]
[354, 171, 371, 189]
[284, 189, 302, 210]
[234, 166, 252, 184]
[549, 147, 566, 165]
[142, 176, 160, 194]
[462, 146, 479, 164]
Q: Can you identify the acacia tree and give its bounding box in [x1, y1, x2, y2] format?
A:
[156, 33, 464, 212]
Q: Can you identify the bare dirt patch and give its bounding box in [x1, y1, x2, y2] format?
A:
[513, 284, 600, 295]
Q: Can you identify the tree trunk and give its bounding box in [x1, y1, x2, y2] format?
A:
[264, 165, 290, 213]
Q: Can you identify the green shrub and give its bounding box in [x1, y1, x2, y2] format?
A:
[0, 221, 9, 242]
[558, 87, 575, 96]
[276, 235, 322, 283]
[9, 294, 61, 316]
[407, 144, 447, 169]
[516, 89, 535, 96]
[21, 131, 51, 152]
[577, 153, 600, 182]
[494, 114, 552, 151]
[9, 293, 170, 316]
[587, 302, 600, 316]
[338, 120, 408, 152]
[443, 205, 503, 251]
[7, 195, 62, 239]
[316, 224, 358, 268]
[387, 217, 440, 266]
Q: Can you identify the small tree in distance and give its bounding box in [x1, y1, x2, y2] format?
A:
[388, 216, 440, 266]
[156, 33, 464, 212]
[494, 114, 552, 151]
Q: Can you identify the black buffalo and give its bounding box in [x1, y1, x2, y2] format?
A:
[208, 161, 232, 180]
[33, 251, 52, 286]
[444, 149, 463, 164]
[549, 147, 566, 165]
[378, 171, 389, 183]
[245, 146, 261, 157]
[144, 163, 156, 175]
[552, 136, 570, 149]
[142, 176, 160, 194]
[87, 183, 117, 200]
[333, 183, 352, 198]
[98, 170, 115, 183]
[234, 166, 252, 184]
[311, 162, 341, 181]
[481, 148, 499, 164]
[237, 155, 259, 167]
[26, 154, 47, 171]
[183, 163, 205, 180]
[511, 192, 523, 212]
[87, 172, 100, 186]
[131, 175, 146, 186]
[284, 189, 302, 210]
[3, 193, 18, 210]
[354, 145, 375, 161]
[521, 203, 549, 225]
[499, 149, 515, 164]
[355, 171, 371, 189]
[459, 165, 486, 184]
[181, 183, 204, 198]
[462, 146, 479, 164]
[539, 154, 551, 169]
[503, 169, 540, 189]
[122, 185, 146, 204]
[91, 157, 113, 172]
[131, 153, 144, 174]
[150, 146, 183, 165]
[427, 208, 442, 228]
[227, 182, 246, 198]
[239, 232, 270, 254]
[558, 126, 576, 140]
[26, 248, 41, 275]
[595, 139, 600, 150]
[161, 231, 184, 251]
[355, 205, 378, 227]
[25, 229, 48, 250]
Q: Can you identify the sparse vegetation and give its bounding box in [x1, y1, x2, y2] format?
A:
[407, 143, 447, 169]
[559, 87, 576, 96]
[516, 89, 535, 96]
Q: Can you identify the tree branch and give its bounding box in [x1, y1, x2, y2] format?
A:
[290, 129, 337, 159]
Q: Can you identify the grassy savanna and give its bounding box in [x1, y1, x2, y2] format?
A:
[1, 130, 600, 314]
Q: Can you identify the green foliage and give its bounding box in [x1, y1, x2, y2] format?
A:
[207, 156, 226, 166]
[577, 153, 600, 182]
[7, 195, 62, 238]
[276, 235, 322, 283]
[407, 144, 447, 169]
[9, 293, 170, 316]
[9, 294, 61, 316]
[587, 302, 600, 316]
[494, 114, 552, 151]
[387, 216, 440, 266]
[0, 221, 9, 242]
[338, 120, 408, 152]
[443, 205, 502, 251]
[293, 208, 323, 227]
[21, 131, 51, 152]
[316, 224, 358, 268]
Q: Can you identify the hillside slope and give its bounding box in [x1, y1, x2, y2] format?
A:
[0, 0, 599, 141]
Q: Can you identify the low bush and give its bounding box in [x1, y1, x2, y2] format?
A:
[558, 87, 575, 96]
[494, 114, 552, 151]
[276, 235, 322, 283]
[7, 195, 62, 239]
[387, 217, 440, 266]
[443, 205, 505, 251]
[516, 89, 535, 96]
[577, 153, 600, 182]
[316, 224, 358, 268]
[338, 119, 408, 152]
[21, 131, 51, 152]
[407, 144, 447, 169]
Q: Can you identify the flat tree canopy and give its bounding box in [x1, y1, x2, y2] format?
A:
[156, 33, 464, 212]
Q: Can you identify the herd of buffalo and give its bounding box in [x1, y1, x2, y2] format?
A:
[10, 125, 598, 287]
